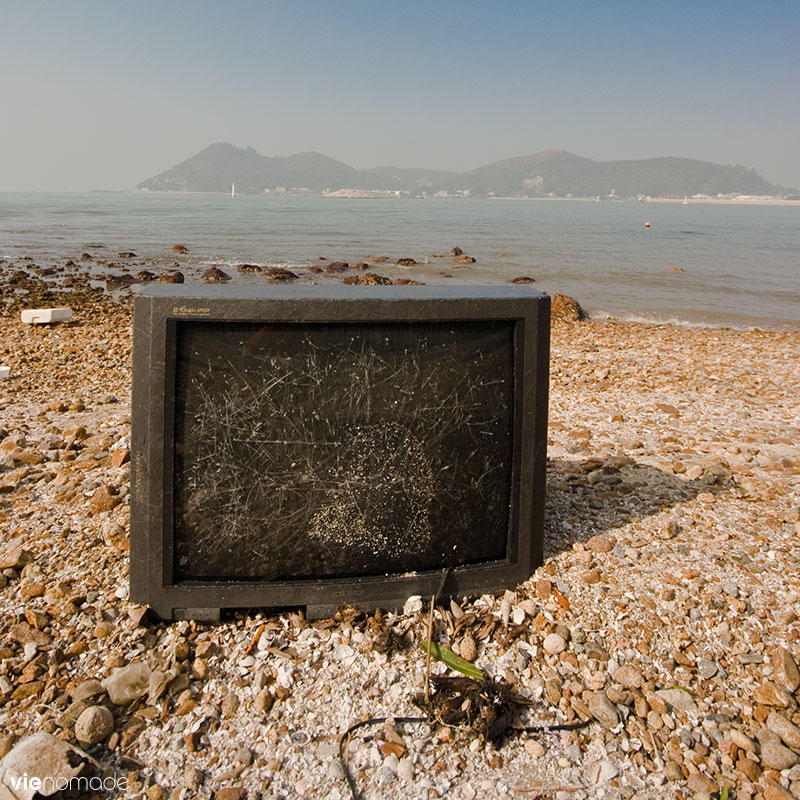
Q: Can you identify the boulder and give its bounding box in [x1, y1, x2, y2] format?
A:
[265, 267, 298, 281]
[0, 732, 89, 799]
[202, 267, 231, 283]
[551, 292, 587, 322]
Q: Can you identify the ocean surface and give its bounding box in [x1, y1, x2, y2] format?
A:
[1, 191, 798, 329]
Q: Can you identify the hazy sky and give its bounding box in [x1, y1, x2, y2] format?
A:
[2, 1, 799, 191]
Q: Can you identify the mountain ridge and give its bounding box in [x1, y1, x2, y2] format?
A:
[137, 143, 796, 197]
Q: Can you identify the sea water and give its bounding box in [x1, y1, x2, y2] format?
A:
[1, 191, 798, 329]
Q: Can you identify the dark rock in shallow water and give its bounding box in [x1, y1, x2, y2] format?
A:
[160, 270, 184, 284]
[203, 267, 231, 283]
[237, 263, 264, 274]
[396, 257, 417, 266]
[551, 292, 587, 322]
[342, 272, 393, 286]
[511, 275, 536, 283]
[118, 251, 137, 259]
[453, 255, 476, 264]
[136, 270, 157, 282]
[450, 246, 463, 256]
[172, 244, 188, 253]
[325, 261, 349, 273]
[106, 273, 138, 287]
[265, 267, 298, 281]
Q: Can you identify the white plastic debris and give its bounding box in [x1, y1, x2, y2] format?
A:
[0, 367, 9, 379]
[20, 307, 73, 324]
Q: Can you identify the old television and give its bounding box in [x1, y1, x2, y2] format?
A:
[130, 284, 550, 620]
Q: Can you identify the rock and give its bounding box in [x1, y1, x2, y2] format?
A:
[89, 484, 120, 514]
[74, 705, 114, 745]
[660, 520, 680, 539]
[397, 758, 413, 781]
[213, 789, 246, 800]
[202, 267, 231, 283]
[551, 293, 587, 322]
[103, 662, 151, 705]
[771, 647, 800, 693]
[697, 659, 719, 680]
[118, 251, 137, 258]
[543, 633, 566, 654]
[586, 691, 619, 728]
[589, 759, 619, 785]
[254, 688, 273, 714]
[655, 688, 697, 715]
[765, 784, 795, 800]
[396, 258, 417, 266]
[10, 622, 51, 647]
[581, 569, 601, 584]
[754, 682, 793, 708]
[586, 533, 617, 553]
[450, 247, 463, 256]
[730, 729, 757, 753]
[0, 546, 33, 571]
[510, 276, 536, 283]
[458, 634, 478, 662]
[326, 261, 350, 272]
[766, 711, 800, 750]
[161, 270, 184, 283]
[265, 267, 298, 281]
[453, 255, 476, 264]
[736, 756, 761, 781]
[757, 729, 799, 770]
[172, 245, 188, 253]
[613, 665, 644, 690]
[0, 732, 88, 799]
[110, 448, 130, 468]
[687, 773, 717, 794]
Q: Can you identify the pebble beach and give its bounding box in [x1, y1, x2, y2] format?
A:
[0, 272, 799, 800]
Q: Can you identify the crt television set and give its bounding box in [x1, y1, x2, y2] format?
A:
[130, 284, 550, 620]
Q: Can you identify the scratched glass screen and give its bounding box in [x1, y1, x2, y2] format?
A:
[173, 320, 514, 580]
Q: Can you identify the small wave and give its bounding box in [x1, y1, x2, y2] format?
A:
[588, 309, 796, 332]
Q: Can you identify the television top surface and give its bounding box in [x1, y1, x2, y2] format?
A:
[133, 282, 549, 302]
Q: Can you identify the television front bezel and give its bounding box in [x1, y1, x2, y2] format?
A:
[130, 284, 550, 620]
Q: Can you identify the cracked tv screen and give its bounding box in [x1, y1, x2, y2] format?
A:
[172, 320, 514, 580]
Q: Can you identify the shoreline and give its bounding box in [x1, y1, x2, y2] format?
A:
[1, 307, 799, 798]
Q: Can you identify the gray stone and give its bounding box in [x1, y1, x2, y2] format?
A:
[697, 659, 719, 680]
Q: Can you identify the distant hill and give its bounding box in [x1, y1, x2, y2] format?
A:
[137, 143, 794, 197]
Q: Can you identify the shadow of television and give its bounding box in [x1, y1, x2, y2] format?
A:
[543, 456, 733, 559]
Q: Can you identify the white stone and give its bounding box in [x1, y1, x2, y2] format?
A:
[590, 759, 620, 785]
[0, 367, 9, 380]
[0, 733, 88, 799]
[103, 662, 151, 705]
[403, 595, 423, 615]
[543, 633, 567, 654]
[20, 308, 72, 324]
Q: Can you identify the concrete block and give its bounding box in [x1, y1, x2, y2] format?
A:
[20, 308, 73, 324]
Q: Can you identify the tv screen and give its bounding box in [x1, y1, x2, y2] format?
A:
[130, 285, 549, 620]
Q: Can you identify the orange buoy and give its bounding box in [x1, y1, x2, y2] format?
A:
[645, 222, 651, 228]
